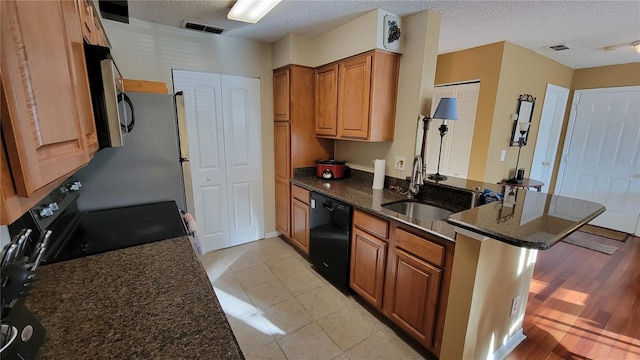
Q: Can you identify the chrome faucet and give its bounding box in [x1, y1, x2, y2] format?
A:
[409, 155, 423, 196]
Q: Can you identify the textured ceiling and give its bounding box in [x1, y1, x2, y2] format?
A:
[124, 0, 640, 69]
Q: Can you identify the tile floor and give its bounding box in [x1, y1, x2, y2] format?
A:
[199, 236, 428, 360]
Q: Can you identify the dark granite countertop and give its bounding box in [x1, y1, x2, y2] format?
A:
[291, 172, 460, 241]
[26, 236, 243, 360]
[293, 170, 605, 250]
[447, 189, 606, 249]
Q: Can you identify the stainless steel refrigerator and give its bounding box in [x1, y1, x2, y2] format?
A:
[75, 92, 188, 212]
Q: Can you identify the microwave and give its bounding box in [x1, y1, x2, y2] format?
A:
[83, 43, 134, 149]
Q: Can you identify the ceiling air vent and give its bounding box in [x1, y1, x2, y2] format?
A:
[182, 21, 225, 34]
[545, 43, 571, 51]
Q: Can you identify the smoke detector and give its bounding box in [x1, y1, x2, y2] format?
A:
[545, 43, 571, 51]
[181, 20, 225, 34]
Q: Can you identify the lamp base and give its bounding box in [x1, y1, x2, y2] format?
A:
[505, 177, 522, 184]
[428, 173, 447, 181]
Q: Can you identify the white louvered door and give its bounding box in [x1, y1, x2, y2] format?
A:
[173, 70, 264, 252]
[424, 82, 480, 178]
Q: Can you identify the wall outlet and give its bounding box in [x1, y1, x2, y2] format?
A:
[500, 150, 506, 162]
[510, 295, 520, 317]
[394, 156, 406, 171]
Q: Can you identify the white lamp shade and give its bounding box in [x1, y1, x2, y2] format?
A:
[433, 97, 458, 120]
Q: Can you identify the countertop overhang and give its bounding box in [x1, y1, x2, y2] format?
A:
[25, 236, 243, 359]
[447, 188, 606, 249]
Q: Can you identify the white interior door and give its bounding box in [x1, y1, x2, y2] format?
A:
[173, 70, 264, 251]
[420, 82, 480, 178]
[530, 84, 569, 193]
[556, 86, 640, 234]
[221, 75, 264, 247]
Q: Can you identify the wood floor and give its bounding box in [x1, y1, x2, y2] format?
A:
[508, 230, 640, 360]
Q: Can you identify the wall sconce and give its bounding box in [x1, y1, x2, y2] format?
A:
[506, 121, 531, 184]
[510, 94, 535, 146]
[633, 40, 640, 54]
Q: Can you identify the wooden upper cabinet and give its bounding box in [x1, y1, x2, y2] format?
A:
[273, 68, 290, 121]
[78, 0, 110, 47]
[63, 0, 99, 155]
[314, 64, 338, 137]
[315, 50, 400, 142]
[338, 53, 372, 140]
[1, 0, 92, 197]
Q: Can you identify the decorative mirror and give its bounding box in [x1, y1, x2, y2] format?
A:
[510, 94, 536, 146]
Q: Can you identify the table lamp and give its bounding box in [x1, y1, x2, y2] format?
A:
[428, 97, 458, 181]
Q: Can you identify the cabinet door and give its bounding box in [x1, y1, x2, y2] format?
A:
[386, 247, 441, 348]
[274, 122, 291, 238]
[337, 53, 372, 140]
[350, 227, 387, 308]
[273, 68, 290, 121]
[63, 0, 98, 155]
[291, 198, 310, 254]
[314, 64, 338, 137]
[1, 0, 90, 197]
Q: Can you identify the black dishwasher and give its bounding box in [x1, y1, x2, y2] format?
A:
[309, 192, 353, 291]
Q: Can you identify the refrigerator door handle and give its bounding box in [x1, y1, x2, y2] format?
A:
[175, 92, 190, 159]
[175, 91, 195, 215]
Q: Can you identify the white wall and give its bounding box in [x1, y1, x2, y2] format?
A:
[102, 18, 277, 234]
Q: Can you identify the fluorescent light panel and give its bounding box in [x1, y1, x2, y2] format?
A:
[227, 0, 281, 24]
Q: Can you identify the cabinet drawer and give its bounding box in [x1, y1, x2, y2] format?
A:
[291, 185, 309, 204]
[394, 228, 444, 267]
[354, 209, 389, 240]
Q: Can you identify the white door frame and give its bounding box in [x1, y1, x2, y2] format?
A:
[530, 84, 569, 193]
[555, 85, 640, 235]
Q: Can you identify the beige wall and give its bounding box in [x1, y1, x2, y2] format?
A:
[435, 42, 574, 184]
[103, 18, 277, 234]
[489, 42, 573, 184]
[435, 43, 504, 181]
[441, 233, 537, 359]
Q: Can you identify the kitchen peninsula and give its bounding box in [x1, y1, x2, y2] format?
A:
[291, 170, 605, 359]
[25, 237, 243, 359]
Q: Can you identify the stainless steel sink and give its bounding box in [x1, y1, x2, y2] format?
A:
[381, 200, 453, 222]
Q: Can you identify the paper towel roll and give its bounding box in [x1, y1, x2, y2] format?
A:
[372, 159, 385, 189]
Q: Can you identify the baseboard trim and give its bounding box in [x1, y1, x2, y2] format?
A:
[264, 231, 280, 239]
[493, 329, 525, 360]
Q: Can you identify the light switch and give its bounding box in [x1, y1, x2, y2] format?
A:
[500, 150, 506, 162]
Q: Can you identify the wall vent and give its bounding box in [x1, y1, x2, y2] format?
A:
[181, 20, 225, 34]
[545, 44, 571, 51]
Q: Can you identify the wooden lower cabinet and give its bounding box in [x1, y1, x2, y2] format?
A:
[275, 177, 291, 239]
[290, 185, 310, 254]
[385, 247, 442, 347]
[349, 209, 453, 358]
[350, 227, 387, 308]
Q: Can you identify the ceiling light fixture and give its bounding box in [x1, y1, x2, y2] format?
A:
[633, 40, 640, 54]
[227, 0, 281, 24]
